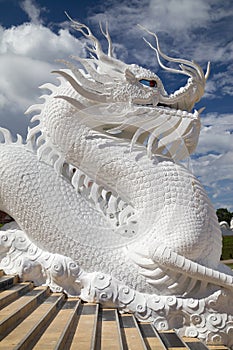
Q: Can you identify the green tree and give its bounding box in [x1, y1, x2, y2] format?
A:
[216, 208, 233, 225]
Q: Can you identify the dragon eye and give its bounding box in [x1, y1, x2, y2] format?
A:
[149, 80, 157, 87]
[139, 79, 157, 88]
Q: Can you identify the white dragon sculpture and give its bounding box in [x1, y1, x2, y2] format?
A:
[0, 18, 233, 347]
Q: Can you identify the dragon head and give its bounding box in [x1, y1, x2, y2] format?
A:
[50, 17, 209, 161]
[120, 26, 210, 112]
[59, 18, 209, 112]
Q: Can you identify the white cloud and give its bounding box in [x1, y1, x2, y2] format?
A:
[197, 114, 233, 154]
[209, 66, 233, 98]
[191, 113, 233, 211]
[146, 0, 210, 32]
[91, 0, 211, 35]
[0, 54, 54, 112]
[0, 22, 84, 136]
[90, 1, 209, 46]
[20, 0, 42, 25]
[193, 152, 233, 183]
[0, 23, 84, 62]
[192, 154, 233, 211]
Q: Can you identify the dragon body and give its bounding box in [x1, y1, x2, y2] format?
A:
[0, 19, 233, 347]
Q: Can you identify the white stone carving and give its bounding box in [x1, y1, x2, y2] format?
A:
[220, 221, 233, 236]
[0, 18, 232, 348]
[1, 223, 233, 347]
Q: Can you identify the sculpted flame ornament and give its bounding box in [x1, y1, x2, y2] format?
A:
[0, 18, 233, 347]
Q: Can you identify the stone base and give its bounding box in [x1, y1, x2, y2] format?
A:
[0, 223, 233, 348]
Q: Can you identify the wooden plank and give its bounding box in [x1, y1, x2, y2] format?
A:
[90, 303, 99, 350]
[0, 286, 49, 339]
[0, 293, 65, 350]
[154, 330, 188, 350]
[0, 282, 33, 310]
[138, 322, 166, 350]
[114, 310, 124, 350]
[69, 303, 98, 350]
[207, 346, 229, 350]
[33, 298, 80, 350]
[183, 336, 209, 350]
[0, 275, 18, 292]
[54, 298, 81, 350]
[100, 309, 122, 350]
[119, 314, 147, 350]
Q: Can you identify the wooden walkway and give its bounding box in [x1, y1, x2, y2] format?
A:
[0, 271, 230, 350]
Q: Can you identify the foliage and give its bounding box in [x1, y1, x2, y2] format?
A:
[216, 208, 233, 225]
[221, 236, 233, 260]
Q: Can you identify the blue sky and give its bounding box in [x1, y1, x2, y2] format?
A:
[0, 0, 233, 210]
